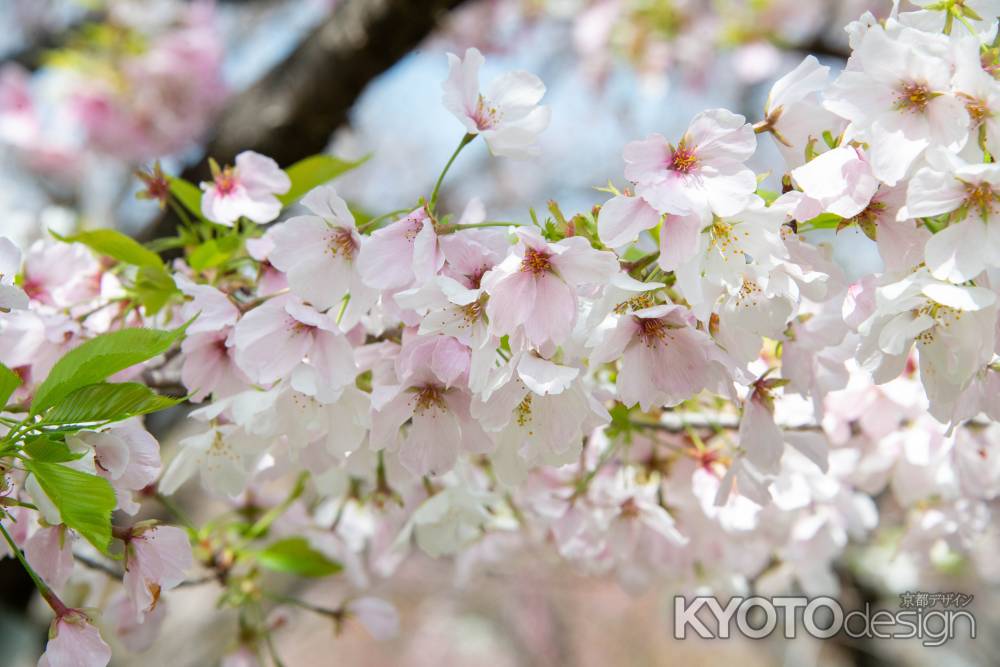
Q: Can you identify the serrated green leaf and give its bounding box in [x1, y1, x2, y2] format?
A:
[23, 460, 116, 554]
[52, 229, 162, 268]
[24, 436, 81, 463]
[278, 155, 369, 206]
[45, 382, 181, 425]
[132, 265, 178, 315]
[168, 176, 207, 221]
[31, 325, 188, 416]
[256, 537, 343, 578]
[188, 236, 240, 271]
[0, 362, 20, 408]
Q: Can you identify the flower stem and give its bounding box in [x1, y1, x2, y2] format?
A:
[358, 208, 412, 234]
[429, 133, 476, 213]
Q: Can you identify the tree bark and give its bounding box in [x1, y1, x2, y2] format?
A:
[195, 0, 467, 170]
[141, 0, 467, 241]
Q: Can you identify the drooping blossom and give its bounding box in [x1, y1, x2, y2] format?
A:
[121, 525, 193, 622]
[38, 611, 112, 667]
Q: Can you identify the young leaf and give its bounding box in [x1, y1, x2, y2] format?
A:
[131, 265, 179, 315]
[278, 155, 369, 206]
[188, 236, 240, 271]
[52, 229, 162, 268]
[31, 324, 189, 416]
[168, 176, 208, 220]
[0, 362, 20, 408]
[44, 382, 181, 425]
[23, 437, 81, 463]
[255, 537, 343, 578]
[23, 460, 116, 554]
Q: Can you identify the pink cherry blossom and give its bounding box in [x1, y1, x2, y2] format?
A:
[356, 207, 443, 290]
[590, 304, 733, 411]
[38, 611, 112, 667]
[24, 525, 74, 591]
[122, 525, 193, 622]
[481, 227, 618, 348]
[623, 108, 757, 222]
[825, 21, 970, 185]
[232, 295, 357, 399]
[443, 47, 550, 158]
[779, 145, 879, 222]
[268, 185, 376, 325]
[200, 151, 291, 226]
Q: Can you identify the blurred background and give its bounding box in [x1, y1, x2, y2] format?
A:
[2, 1, 986, 665]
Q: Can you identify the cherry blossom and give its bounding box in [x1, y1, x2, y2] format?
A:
[481, 227, 618, 348]
[122, 525, 193, 622]
[622, 109, 757, 223]
[267, 185, 376, 324]
[38, 611, 112, 667]
[825, 21, 970, 185]
[200, 151, 291, 226]
[442, 47, 551, 158]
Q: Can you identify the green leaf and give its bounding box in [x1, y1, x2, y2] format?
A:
[188, 236, 240, 271]
[23, 460, 116, 554]
[255, 537, 343, 578]
[756, 188, 780, 205]
[45, 382, 181, 425]
[23, 437, 81, 463]
[278, 155, 369, 206]
[31, 325, 189, 416]
[0, 362, 20, 408]
[802, 212, 843, 230]
[168, 176, 207, 220]
[132, 265, 178, 315]
[52, 229, 162, 268]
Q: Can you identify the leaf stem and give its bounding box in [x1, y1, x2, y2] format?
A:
[244, 472, 308, 542]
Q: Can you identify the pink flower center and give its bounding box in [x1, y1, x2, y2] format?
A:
[894, 81, 932, 113]
[635, 316, 668, 347]
[472, 95, 501, 131]
[964, 181, 999, 219]
[327, 228, 358, 260]
[669, 144, 698, 174]
[520, 248, 553, 275]
[460, 299, 484, 325]
[959, 93, 990, 127]
[214, 166, 239, 196]
[414, 385, 446, 413]
[620, 497, 641, 518]
[515, 393, 533, 428]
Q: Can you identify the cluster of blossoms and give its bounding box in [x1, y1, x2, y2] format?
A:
[3, 3, 1000, 665]
[0, 0, 224, 176]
